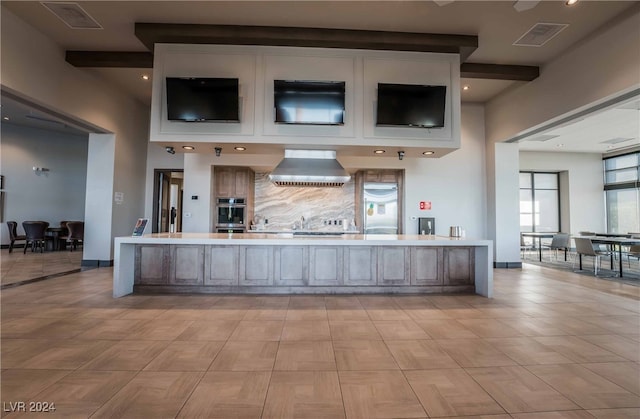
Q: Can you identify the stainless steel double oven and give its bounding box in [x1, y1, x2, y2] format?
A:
[216, 198, 246, 233]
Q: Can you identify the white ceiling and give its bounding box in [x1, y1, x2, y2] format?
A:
[1, 1, 639, 154]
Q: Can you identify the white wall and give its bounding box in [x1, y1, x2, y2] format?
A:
[151, 104, 487, 238]
[519, 151, 605, 235]
[0, 124, 88, 244]
[2, 8, 149, 261]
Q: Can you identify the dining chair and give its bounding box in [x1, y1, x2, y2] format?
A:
[66, 221, 84, 251]
[573, 236, 613, 276]
[542, 233, 571, 261]
[6, 221, 26, 253]
[22, 221, 50, 253]
[520, 234, 532, 259]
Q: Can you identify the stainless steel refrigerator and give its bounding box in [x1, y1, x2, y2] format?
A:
[363, 183, 398, 234]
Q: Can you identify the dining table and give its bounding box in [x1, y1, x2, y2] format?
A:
[45, 226, 66, 251]
[583, 236, 640, 278]
[520, 232, 559, 262]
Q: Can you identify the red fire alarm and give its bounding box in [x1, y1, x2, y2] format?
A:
[419, 201, 432, 210]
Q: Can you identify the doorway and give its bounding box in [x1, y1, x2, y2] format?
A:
[153, 170, 184, 233]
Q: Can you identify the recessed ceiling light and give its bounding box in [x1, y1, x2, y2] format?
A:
[423, 151, 435, 155]
[373, 149, 386, 154]
[2, 116, 9, 121]
[556, 144, 564, 148]
[607, 145, 615, 149]
[462, 85, 470, 91]
[141, 75, 150, 80]
[182, 145, 195, 150]
[566, 0, 578, 5]
[234, 146, 246, 151]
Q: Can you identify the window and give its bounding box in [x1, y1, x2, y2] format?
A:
[604, 152, 640, 234]
[519, 172, 560, 233]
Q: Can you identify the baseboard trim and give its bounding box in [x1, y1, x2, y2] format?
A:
[81, 259, 114, 268]
[494, 262, 523, 269]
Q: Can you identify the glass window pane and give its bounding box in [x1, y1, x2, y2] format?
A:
[534, 173, 558, 189]
[605, 154, 638, 171]
[534, 189, 559, 232]
[519, 173, 532, 189]
[605, 167, 639, 184]
[519, 189, 533, 232]
[606, 188, 640, 234]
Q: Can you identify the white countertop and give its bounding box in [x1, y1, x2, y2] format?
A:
[115, 233, 491, 246]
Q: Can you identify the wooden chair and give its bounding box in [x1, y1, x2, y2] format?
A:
[22, 221, 50, 253]
[66, 221, 84, 251]
[6, 221, 26, 253]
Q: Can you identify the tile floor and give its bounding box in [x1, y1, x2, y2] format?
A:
[1, 256, 639, 418]
[1, 248, 82, 286]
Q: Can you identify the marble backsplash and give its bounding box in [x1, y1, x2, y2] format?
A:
[253, 172, 356, 230]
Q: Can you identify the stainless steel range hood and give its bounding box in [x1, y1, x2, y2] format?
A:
[269, 149, 351, 187]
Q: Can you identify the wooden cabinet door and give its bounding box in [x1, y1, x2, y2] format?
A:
[377, 246, 410, 286]
[135, 245, 169, 285]
[234, 168, 248, 197]
[411, 247, 443, 285]
[274, 246, 308, 286]
[204, 245, 239, 285]
[170, 245, 204, 285]
[215, 167, 235, 197]
[343, 246, 377, 285]
[239, 246, 274, 286]
[309, 246, 343, 286]
[443, 247, 475, 285]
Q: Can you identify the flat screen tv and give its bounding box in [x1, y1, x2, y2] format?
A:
[166, 77, 240, 122]
[274, 80, 345, 125]
[376, 83, 446, 128]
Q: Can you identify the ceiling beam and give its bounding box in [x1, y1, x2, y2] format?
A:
[65, 51, 153, 68]
[460, 63, 539, 81]
[135, 23, 478, 61]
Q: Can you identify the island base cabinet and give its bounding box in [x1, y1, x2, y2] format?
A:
[135, 245, 169, 285]
[411, 247, 443, 285]
[343, 247, 377, 285]
[309, 246, 343, 286]
[377, 246, 410, 286]
[274, 246, 309, 286]
[444, 247, 475, 285]
[239, 246, 274, 286]
[204, 245, 239, 286]
[170, 245, 204, 285]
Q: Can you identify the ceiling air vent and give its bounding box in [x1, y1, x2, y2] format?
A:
[523, 134, 559, 142]
[600, 137, 635, 145]
[41, 2, 102, 29]
[514, 23, 568, 47]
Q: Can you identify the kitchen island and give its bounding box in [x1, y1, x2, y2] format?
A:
[113, 233, 493, 298]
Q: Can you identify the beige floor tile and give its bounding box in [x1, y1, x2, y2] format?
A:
[274, 341, 337, 371]
[209, 341, 278, 371]
[262, 371, 345, 418]
[549, 317, 613, 335]
[415, 319, 479, 339]
[125, 318, 194, 340]
[197, 308, 248, 320]
[385, 340, 459, 370]
[324, 296, 363, 310]
[289, 296, 327, 309]
[229, 320, 284, 341]
[90, 371, 202, 418]
[175, 319, 240, 341]
[177, 371, 270, 418]
[1, 317, 61, 339]
[441, 307, 486, 319]
[405, 307, 452, 320]
[326, 309, 371, 321]
[485, 337, 573, 365]
[366, 308, 412, 321]
[115, 308, 169, 320]
[579, 316, 640, 335]
[527, 364, 640, 409]
[2, 339, 58, 368]
[373, 320, 431, 340]
[143, 340, 224, 371]
[404, 368, 505, 417]
[80, 340, 169, 371]
[582, 362, 640, 395]
[329, 320, 382, 340]
[588, 408, 640, 418]
[457, 318, 525, 338]
[578, 335, 640, 362]
[333, 340, 399, 370]
[281, 320, 331, 341]
[243, 308, 288, 320]
[510, 411, 597, 419]
[339, 370, 426, 418]
[74, 319, 149, 340]
[533, 336, 627, 363]
[7, 370, 136, 418]
[496, 317, 568, 336]
[467, 365, 579, 413]
[0, 369, 71, 402]
[435, 339, 518, 367]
